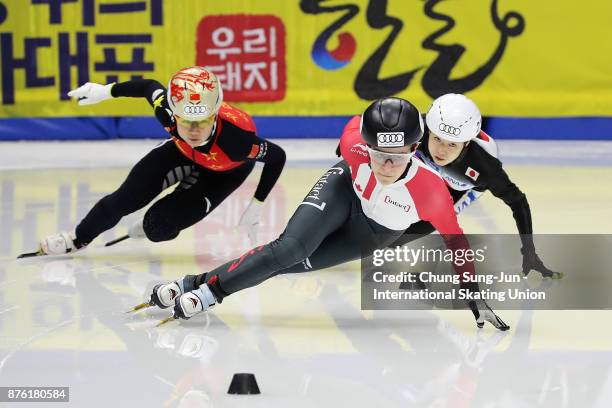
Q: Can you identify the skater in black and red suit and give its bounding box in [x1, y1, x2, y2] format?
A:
[31, 66, 286, 256]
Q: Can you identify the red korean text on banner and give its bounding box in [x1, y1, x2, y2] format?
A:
[196, 15, 286, 102]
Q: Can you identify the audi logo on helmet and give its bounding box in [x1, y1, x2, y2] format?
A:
[377, 132, 405, 147]
[183, 105, 210, 116]
[438, 123, 461, 136]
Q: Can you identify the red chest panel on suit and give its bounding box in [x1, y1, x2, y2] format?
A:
[172, 103, 256, 171]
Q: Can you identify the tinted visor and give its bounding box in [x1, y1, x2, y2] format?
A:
[175, 115, 216, 129]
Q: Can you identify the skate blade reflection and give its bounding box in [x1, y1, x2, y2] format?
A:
[155, 316, 177, 327]
[125, 302, 153, 313]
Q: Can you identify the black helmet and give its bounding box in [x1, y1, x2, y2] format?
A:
[360, 97, 424, 148]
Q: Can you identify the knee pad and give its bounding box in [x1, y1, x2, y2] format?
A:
[143, 212, 180, 242]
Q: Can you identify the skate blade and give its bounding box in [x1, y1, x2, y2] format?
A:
[17, 249, 44, 259]
[105, 234, 130, 247]
[155, 316, 177, 327]
[125, 302, 153, 314]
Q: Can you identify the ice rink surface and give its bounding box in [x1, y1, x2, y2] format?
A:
[1, 139, 612, 407]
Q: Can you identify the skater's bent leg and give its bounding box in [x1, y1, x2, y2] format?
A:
[273, 221, 435, 275]
[143, 163, 253, 242]
[75, 168, 160, 245]
[200, 164, 354, 297]
[275, 221, 368, 275]
[75, 141, 187, 246]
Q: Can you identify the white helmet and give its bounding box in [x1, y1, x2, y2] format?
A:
[167, 66, 223, 121]
[425, 93, 481, 142]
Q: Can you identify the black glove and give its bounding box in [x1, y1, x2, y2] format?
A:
[468, 300, 510, 331]
[521, 248, 563, 279]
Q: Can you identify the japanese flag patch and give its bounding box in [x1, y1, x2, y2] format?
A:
[465, 166, 480, 181]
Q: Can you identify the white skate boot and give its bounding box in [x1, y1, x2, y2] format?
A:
[103, 219, 145, 248]
[128, 219, 146, 239]
[126, 275, 200, 313]
[126, 281, 184, 313]
[174, 285, 217, 319]
[156, 284, 217, 326]
[150, 281, 183, 309]
[39, 231, 78, 255]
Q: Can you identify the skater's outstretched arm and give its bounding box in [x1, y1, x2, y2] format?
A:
[484, 159, 560, 278]
[217, 120, 287, 245]
[68, 79, 174, 128]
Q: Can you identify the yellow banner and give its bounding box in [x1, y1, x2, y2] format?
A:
[1, 0, 611, 117]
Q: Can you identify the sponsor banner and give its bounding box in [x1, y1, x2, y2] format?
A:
[0, 0, 611, 120]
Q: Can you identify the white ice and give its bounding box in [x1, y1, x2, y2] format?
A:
[0, 139, 611, 408]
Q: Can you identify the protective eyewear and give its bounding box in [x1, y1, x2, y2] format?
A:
[175, 115, 216, 129]
[366, 146, 414, 167]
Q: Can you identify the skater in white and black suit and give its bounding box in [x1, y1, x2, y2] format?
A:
[142, 97, 509, 331]
[31, 67, 286, 256]
[398, 93, 559, 279]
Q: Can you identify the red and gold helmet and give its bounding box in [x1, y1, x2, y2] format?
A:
[167, 66, 223, 121]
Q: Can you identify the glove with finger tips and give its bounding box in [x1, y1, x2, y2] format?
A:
[521, 248, 563, 279]
[469, 300, 510, 331]
[67, 82, 114, 105]
[238, 198, 263, 246]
